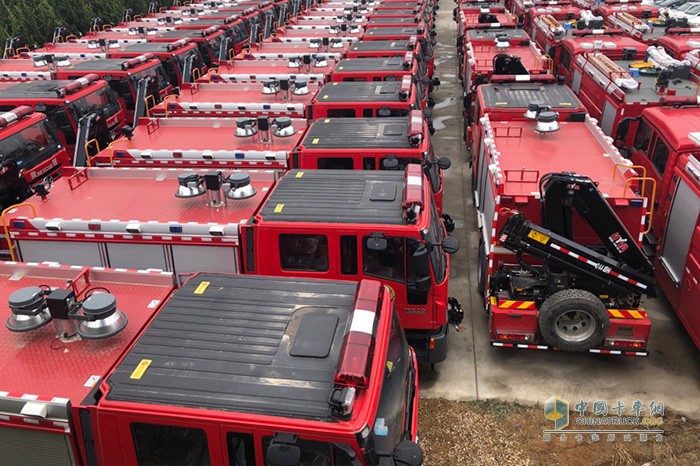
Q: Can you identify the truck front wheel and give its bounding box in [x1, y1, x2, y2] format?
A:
[538, 289, 609, 352]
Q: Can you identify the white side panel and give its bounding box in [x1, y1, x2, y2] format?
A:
[571, 69, 582, 94]
[17, 240, 103, 267]
[600, 100, 616, 136]
[171, 245, 239, 275]
[105, 243, 169, 271]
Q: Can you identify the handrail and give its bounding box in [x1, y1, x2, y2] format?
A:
[624, 176, 657, 234]
[613, 163, 647, 195]
[1, 203, 37, 261]
[106, 137, 131, 167]
[162, 94, 177, 118]
[144, 94, 157, 117]
[84, 138, 101, 167]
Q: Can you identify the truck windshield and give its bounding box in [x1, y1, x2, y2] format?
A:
[208, 35, 224, 62]
[68, 86, 121, 121]
[174, 48, 206, 82]
[368, 312, 411, 456]
[426, 200, 447, 284]
[129, 66, 170, 97]
[0, 120, 61, 170]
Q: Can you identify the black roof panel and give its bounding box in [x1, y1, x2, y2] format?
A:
[154, 30, 201, 39]
[349, 40, 412, 52]
[367, 17, 419, 25]
[120, 42, 178, 53]
[480, 83, 582, 109]
[303, 116, 411, 148]
[260, 169, 406, 224]
[61, 59, 132, 71]
[105, 274, 358, 422]
[466, 28, 529, 41]
[314, 81, 402, 102]
[0, 80, 81, 98]
[363, 27, 420, 37]
[334, 57, 409, 72]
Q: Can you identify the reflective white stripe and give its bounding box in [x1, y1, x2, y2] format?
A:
[407, 175, 422, 187]
[349, 309, 376, 335]
[125, 149, 288, 162]
[174, 102, 306, 113]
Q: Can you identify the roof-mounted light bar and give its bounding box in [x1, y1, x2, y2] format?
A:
[408, 109, 424, 146]
[167, 38, 191, 52]
[399, 75, 412, 101]
[403, 51, 415, 70]
[121, 53, 156, 70]
[402, 164, 424, 224]
[334, 280, 382, 389]
[59, 73, 100, 96]
[0, 106, 34, 129]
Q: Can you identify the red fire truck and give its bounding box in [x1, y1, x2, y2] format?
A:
[4, 165, 458, 363]
[657, 32, 700, 59]
[0, 57, 65, 82]
[458, 27, 531, 75]
[569, 47, 700, 136]
[512, 0, 573, 26]
[0, 75, 125, 157]
[603, 10, 665, 44]
[331, 54, 431, 108]
[524, 5, 582, 34]
[0, 107, 70, 209]
[571, 0, 642, 11]
[149, 26, 236, 67]
[308, 77, 423, 120]
[273, 24, 364, 42]
[108, 40, 208, 86]
[52, 56, 173, 123]
[149, 80, 319, 119]
[472, 110, 656, 354]
[0, 262, 423, 465]
[295, 111, 449, 210]
[557, 34, 648, 82]
[614, 105, 700, 349]
[89, 116, 307, 169]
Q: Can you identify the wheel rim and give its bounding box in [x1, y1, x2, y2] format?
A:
[554, 310, 595, 342]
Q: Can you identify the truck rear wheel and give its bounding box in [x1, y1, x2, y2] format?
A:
[538, 289, 608, 352]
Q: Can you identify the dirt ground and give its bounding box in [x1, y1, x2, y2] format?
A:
[418, 399, 700, 466]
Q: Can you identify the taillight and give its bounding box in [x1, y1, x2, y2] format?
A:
[497, 333, 534, 342]
[605, 338, 646, 349]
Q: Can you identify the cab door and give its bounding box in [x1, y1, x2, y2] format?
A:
[679, 226, 700, 349]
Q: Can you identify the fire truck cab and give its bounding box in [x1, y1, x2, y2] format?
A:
[0, 107, 69, 209]
[614, 107, 700, 348]
[150, 26, 235, 67]
[90, 116, 307, 169]
[657, 32, 700, 59]
[309, 77, 422, 120]
[602, 7, 666, 44]
[4, 166, 457, 363]
[570, 47, 700, 136]
[0, 262, 423, 466]
[0, 76, 125, 156]
[53, 56, 173, 122]
[295, 111, 449, 209]
[201, 57, 337, 83]
[108, 40, 208, 86]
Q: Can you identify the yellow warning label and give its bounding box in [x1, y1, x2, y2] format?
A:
[295, 172, 304, 178]
[323, 95, 329, 99]
[194, 281, 210, 294]
[130, 359, 152, 380]
[495, 101, 508, 106]
[560, 102, 572, 106]
[324, 119, 330, 123]
[274, 203, 284, 213]
[386, 361, 394, 373]
[312, 138, 319, 144]
[527, 229, 550, 244]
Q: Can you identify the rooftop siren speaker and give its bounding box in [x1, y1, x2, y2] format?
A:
[309, 38, 322, 49]
[495, 35, 510, 50]
[6, 286, 52, 332]
[315, 54, 328, 67]
[293, 79, 310, 95]
[76, 292, 128, 340]
[331, 38, 343, 49]
[262, 78, 279, 94]
[288, 55, 302, 68]
[235, 117, 258, 137]
[225, 172, 257, 200]
[175, 172, 206, 198]
[535, 110, 560, 134]
[523, 100, 546, 119]
[275, 117, 296, 137]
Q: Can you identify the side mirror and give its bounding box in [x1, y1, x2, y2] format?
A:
[367, 236, 388, 251]
[266, 444, 300, 466]
[442, 236, 459, 254]
[382, 156, 400, 170]
[393, 440, 423, 466]
[437, 157, 451, 170]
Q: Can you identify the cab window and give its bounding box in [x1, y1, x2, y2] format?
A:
[279, 234, 329, 271]
[633, 120, 652, 154]
[262, 437, 355, 466]
[318, 157, 354, 169]
[131, 423, 210, 466]
[559, 48, 572, 70]
[363, 236, 406, 283]
[650, 137, 670, 176]
[226, 432, 255, 466]
[326, 108, 356, 118]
